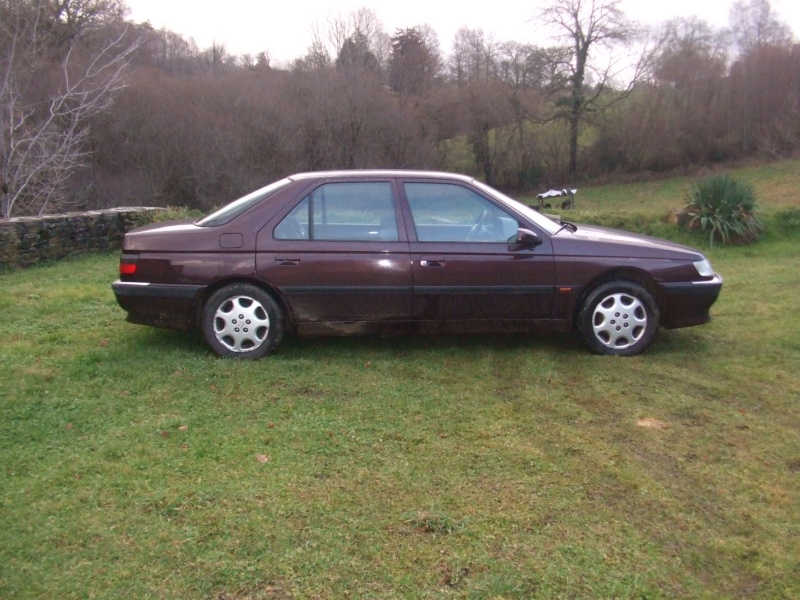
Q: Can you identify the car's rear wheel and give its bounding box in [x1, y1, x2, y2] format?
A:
[578, 281, 659, 356]
[201, 284, 284, 359]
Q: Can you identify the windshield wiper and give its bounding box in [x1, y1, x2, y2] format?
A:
[554, 220, 577, 234]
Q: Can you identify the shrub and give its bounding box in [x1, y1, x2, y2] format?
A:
[130, 206, 205, 228]
[684, 174, 762, 245]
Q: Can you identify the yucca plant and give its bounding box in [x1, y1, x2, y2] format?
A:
[685, 174, 762, 246]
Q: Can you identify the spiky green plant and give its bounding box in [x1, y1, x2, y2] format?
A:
[685, 174, 762, 245]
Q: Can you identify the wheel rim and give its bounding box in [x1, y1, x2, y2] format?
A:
[213, 295, 270, 353]
[591, 292, 647, 350]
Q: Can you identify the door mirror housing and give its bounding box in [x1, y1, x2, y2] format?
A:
[515, 228, 542, 247]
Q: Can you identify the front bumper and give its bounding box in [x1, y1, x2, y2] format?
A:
[658, 274, 723, 329]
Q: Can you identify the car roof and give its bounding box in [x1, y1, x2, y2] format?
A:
[287, 170, 476, 183]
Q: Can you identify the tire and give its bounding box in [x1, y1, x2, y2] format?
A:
[578, 281, 659, 356]
[201, 284, 284, 359]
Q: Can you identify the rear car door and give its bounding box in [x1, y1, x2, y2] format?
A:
[255, 179, 413, 330]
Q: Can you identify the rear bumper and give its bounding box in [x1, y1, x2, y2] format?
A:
[112, 280, 203, 330]
[658, 274, 723, 329]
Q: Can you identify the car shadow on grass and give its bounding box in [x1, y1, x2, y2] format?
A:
[284, 328, 713, 360]
[131, 325, 711, 360]
[266, 331, 585, 359]
[131, 326, 585, 358]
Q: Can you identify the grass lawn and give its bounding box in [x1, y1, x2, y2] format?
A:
[1, 166, 799, 598]
[519, 157, 800, 217]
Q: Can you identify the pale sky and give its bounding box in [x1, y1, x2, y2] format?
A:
[125, 0, 800, 65]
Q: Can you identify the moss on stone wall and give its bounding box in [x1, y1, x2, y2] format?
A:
[0, 208, 164, 268]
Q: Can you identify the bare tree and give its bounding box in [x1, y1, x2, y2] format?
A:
[653, 17, 728, 85]
[141, 27, 200, 75]
[449, 28, 499, 85]
[646, 18, 730, 165]
[48, 0, 127, 46]
[728, 43, 800, 154]
[202, 41, 228, 71]
[729, 0, 793, 55]
[299, 8, 389, 73]
[497, 42, 571, 90]
[1, 0, 140, 218]
[538, 0, 648, 176]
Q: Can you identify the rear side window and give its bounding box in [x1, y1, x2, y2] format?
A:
[197, 178, 292, 227]
[274, 182, 398, 241]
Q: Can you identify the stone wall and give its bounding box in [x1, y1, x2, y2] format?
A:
[0, 207, 164, 269]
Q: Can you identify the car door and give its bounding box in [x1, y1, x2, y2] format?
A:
[401, 180, 555, 324]
[255, 180, 413, 330]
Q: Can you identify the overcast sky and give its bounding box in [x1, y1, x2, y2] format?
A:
[124, 0, 800, 65]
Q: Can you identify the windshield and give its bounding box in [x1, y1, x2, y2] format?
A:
[196, 178, 292, 227]
[471, 180, 563, 235]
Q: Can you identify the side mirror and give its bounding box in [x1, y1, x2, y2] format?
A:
[515, 228, 542, 247]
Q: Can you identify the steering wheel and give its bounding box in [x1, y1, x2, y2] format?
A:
[466, 209, 490, 241]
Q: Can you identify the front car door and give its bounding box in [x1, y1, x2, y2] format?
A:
[256, 179, 413, 335]
[401, 180, 555, 331]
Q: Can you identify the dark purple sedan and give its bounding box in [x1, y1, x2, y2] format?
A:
[112, 170, 722, 358]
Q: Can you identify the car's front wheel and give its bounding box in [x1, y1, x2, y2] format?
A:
[201, 284, 284, 359]
[578, 281, 659, 356]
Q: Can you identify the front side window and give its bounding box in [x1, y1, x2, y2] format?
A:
[274, 182, 398, 241]
[404, 183, 519, 243]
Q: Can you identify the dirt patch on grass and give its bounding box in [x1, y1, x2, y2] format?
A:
[636, 418, 670, 430]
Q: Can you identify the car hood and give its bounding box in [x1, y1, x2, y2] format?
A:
[552, 224, 705, 260]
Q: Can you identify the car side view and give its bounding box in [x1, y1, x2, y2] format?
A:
[112, 170, 722, 358]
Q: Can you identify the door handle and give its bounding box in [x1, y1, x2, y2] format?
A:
[275, 257, 300, 266]
[420, 259, 445, 267]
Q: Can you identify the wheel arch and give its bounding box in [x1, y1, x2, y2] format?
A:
[572, 267, 660, 329]
[192, 277, 293, 333]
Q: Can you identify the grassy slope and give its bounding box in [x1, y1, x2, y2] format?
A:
[519, 157, 800, 215]
[1, 161, 799, 599]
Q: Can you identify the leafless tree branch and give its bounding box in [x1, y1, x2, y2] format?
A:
[1, 1, 140, 218]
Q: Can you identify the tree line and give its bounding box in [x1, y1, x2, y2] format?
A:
[1, 0, 797, 218]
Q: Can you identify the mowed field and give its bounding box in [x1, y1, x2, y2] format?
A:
[1, 161, 799, 598]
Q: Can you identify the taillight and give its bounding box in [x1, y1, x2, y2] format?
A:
[119, 262, 137, 275]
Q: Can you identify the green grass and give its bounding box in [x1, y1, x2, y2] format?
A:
[519, 157, 800, 217]
[2, 164, 800, 598]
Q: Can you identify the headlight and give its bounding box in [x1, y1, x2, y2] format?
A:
[693, 258, 715, 277]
